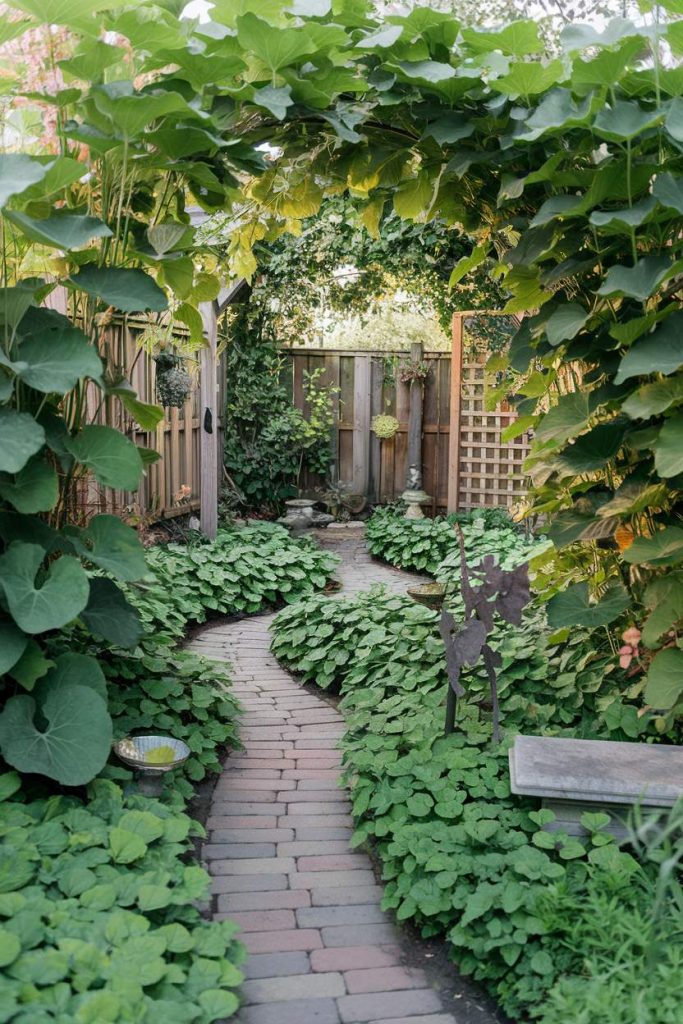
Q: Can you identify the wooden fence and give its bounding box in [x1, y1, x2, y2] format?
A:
[76, 317, 225, 523]
[285, 332, 530, 512]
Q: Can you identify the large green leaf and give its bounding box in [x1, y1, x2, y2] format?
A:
[0, 621, 28, 675]
[653, 173, 683, 215]
[0, 410, 45, 473]
[545, 303, 589, 346]
[642, 573, 683, 646]
[393, 172, 434, 220]
[590, 196, 657, 232]
[593, 99, 662, 140]
[597, 256, 674, 302]
[237, 13, 325, 70]
[35, 652, 108, 702]
[552, 421, 624, 476]
[622, 376, 683, 419]
[653, 414, 683, 478]
[0, 679, 112, 786]
[69, 514, 147, 581]
[0, 542, 90, 634]
[9, 639, 53, 691]
[92, 83, 200, 139]
[3, 211, 112, 250]
[17, 325, 102, 393]
[493, 60, 564, 98]
[11, 0, 127, 22]
[623, 526, 683, 566]
[547, 581, 630, 629]
[615, 313, 683, 384]
[517, 89, 592, 141]
[535, 391, 605, 444]
[461, 21, 543, 56]
[80, 578, 143, 649]
[69, 266, 167, 313]
[644, 648, 683, 709]
[65, 425, 143, 491]
[0, 456, 58, 513]
[0, 155, 51, 207]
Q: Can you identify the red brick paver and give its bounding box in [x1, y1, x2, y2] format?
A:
[187, 534, 461, 1023]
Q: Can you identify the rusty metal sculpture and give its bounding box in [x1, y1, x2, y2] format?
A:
[439, 526, 531, 742]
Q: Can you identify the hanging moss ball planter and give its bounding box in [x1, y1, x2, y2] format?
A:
[154, 352, 192, 408]
[372, 414, 400, 440]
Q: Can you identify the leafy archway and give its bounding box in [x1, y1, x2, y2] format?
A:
[1, 0, 682, 774]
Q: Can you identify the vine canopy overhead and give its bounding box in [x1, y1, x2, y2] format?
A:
[2, 0, 683, 720]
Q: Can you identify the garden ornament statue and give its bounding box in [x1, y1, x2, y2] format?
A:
[278, 498, 333, 534]
[439, 527, 531, 742]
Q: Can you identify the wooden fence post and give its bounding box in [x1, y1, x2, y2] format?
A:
[199, 300, 218, 539]
[447, 313, 464, 512]
[352, 354, 370, 496]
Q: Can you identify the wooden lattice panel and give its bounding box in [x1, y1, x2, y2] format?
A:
[458, 357, 530, 509]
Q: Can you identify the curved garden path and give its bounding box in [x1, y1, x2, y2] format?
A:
[187, 528, 502, 1024]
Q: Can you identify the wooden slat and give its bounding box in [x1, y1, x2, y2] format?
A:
[447, 314, 464, 512]
[352, 355, 370, 495]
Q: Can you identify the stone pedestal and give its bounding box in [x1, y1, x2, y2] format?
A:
[401, 488, 431, 519]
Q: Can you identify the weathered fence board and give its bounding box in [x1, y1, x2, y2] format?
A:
[75, 318, 225, 523]
[285, 333, 530, 512]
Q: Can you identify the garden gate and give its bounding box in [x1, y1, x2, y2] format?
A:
[285, 312, 530, 514]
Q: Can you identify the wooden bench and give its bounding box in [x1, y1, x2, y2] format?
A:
[509, 735, 683, 838]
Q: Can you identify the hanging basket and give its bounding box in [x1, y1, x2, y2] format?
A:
[371, 414, 400, 440]
[154, 353, 192, 408]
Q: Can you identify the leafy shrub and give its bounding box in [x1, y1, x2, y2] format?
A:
[0, 773, 244, 1024]
[365, 506, 542, 577]
[270, 588, 672, 1018]
[133, 524, 339, 639]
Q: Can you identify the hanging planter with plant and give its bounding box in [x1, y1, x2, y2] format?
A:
[154, 352, 192, 408]
[399, 358, 431, 386]
[371, 414, 400, 440]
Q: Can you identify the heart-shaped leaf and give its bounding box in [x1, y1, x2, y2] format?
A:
[0, 621, 28, 674]
[623, 526, 683, 566]
[615, 313, 683, 384]
[0, 154, 51, 206]
[644, 647, 683, 709]
[4, 210, 112, 250]
[0, 677, 112, 786]
[0, 456, 59, 513]
[65, 425, 143, 491]
[69, 266, 167, 313]
[597, 255, 674, 301]
[0, 410, 45, 473]
[0, 542, 90, 633]
[80, 578, 143, 649]
[68, 514, 147, 581]
[16, 325, 102, 394]
[654, 414, 683, 478]
[547, 581, 630, 628]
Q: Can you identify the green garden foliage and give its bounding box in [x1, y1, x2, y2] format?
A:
[365, 505, 543, 575]
[223, 309, 339, 509]
[0, 774, 245, 1023]
[270, 587, 680, 1019]
[134, 524, 339, 637]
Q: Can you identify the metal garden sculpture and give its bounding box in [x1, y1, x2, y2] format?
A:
[439, 527, 531, 742]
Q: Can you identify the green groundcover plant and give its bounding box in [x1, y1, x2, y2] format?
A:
[0, 523, 338, 1022]
[271, 584, 681, 1019]
[365, 505, 544, 575]
[0, 773, 245, 1024]
[135, 524, 340, 639]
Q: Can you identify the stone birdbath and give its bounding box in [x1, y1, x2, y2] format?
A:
[406, 582, 446, 611]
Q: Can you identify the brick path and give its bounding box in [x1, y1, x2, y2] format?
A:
[187, 529, 460, 1024]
